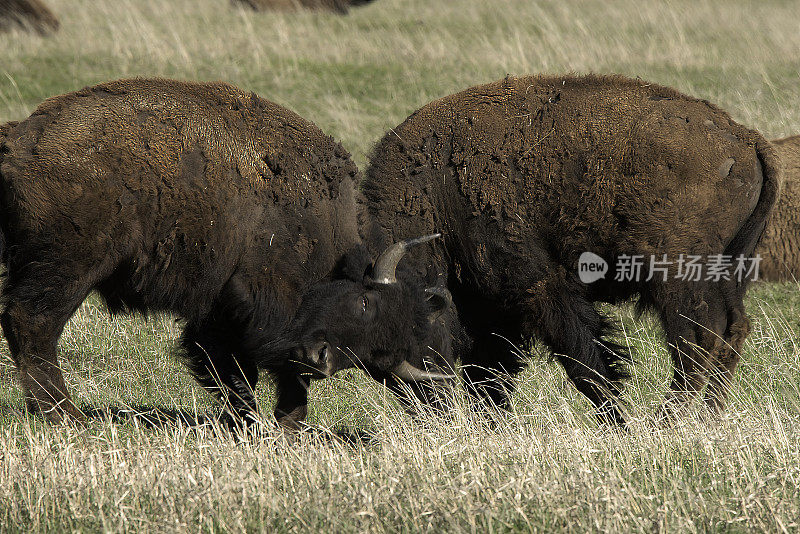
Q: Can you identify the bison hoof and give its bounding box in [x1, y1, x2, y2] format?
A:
[275, 405, 308, 431]
[26, 398, 87, 426]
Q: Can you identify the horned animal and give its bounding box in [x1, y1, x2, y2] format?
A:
[231, 0, 375, 15]
[756, 136, 800, 281]
[0, 78, 451, 427]
[0, 0, 59, 34]
[320, 74, 781, 426]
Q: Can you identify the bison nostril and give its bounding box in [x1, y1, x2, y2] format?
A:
[318, 344, 329, 363]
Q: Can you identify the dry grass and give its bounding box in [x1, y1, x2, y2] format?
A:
[1, 285, 799, 532]
[1, 0, 800, 531]
[1, 0, 799, 163]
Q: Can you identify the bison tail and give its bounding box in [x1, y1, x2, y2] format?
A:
[0, 121, 17, 265]
[723, 137, 783, 283]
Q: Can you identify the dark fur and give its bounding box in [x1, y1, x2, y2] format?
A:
[0, 78, 445, 426]
[361, 74, 781, 424]
[0, 0, 59, 34]
[757, 136, 800, 281]
[231, 0, 375, 15]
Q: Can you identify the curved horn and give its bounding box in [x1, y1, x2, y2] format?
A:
[425, 286, 452, 323]
[372, 233, 441, 285]
[390, 360, 455, 382]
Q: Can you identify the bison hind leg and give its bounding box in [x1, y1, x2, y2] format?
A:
[703, 295, 750, 413]
[1, 275, 93, 423]
[654, 283, 733, 420]
[181, 319, 260, 423]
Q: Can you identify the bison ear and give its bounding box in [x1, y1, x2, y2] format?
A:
[425, 286, 452, 323]
[363, 263, 375, 284]
[332, 245, 373, 282]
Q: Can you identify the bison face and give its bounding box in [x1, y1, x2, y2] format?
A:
[288, 235, 455, 384]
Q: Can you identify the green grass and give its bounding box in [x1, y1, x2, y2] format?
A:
[1, 0, 800, 531]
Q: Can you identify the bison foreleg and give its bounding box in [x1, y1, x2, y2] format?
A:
[181, 322, 260, 422]
[461, 333, 525, 413]
[273, 371, 309, 430]
[522, 281, 630, 427]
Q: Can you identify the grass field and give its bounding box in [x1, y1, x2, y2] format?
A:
[1, 0, 800, 531]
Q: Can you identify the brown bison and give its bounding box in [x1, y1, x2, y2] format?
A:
[0, 78, 452, 427]
[0, 0, 59, 34]
[310, 74, 780, 426]
[231, 0, 375, 15]
[757, 136, 800, 282]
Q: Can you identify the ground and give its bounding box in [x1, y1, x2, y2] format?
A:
[0, 0, 799, 531]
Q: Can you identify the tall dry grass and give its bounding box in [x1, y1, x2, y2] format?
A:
[0, 286, 797, 532]
[1, 0, 799, 163]
[1, 0, 800, 531]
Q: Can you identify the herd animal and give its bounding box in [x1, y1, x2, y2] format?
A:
[356, 74, 778, 425]
[0, 0, 376, 37]
[0, 73, 792, 429]
[231, 0, 375, 15]
[0, 78, 451, 426]
[757, 136, 800, 282]
[0, 0, 58, 34]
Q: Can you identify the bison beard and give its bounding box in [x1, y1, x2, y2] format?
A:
[0, 78, 452, 427]
[361, 74, 781, 426]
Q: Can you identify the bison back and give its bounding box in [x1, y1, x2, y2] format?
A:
[0, 78, 360, 320]
[364, 74, 772, 299]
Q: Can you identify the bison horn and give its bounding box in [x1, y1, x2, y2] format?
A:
[371, 233, 441, 285]
[390, 360, 455, 382]
[425, 286, 452, 322]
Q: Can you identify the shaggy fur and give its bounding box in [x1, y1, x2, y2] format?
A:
[0, 0, 58, 34]
[361, 74, 781, 425]
[0, 78, 447, 426]
[757, 136, 800, 281]
[232, 0, 375, 15]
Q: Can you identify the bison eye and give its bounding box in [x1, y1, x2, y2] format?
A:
[360, 295, 368, 313]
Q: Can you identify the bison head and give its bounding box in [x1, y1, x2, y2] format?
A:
[287, 235, 455, 384]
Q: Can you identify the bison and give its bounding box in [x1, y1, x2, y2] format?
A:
[307, 74, 780, 426]
[0, 0, 59, 35]
[231, 0, 375, 15]
[0, 78, 452, 427]
[757, 136, 799, 282]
